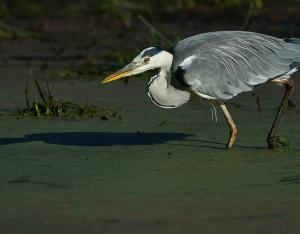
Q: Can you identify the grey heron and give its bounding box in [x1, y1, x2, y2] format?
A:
[101, 31, 300, 149]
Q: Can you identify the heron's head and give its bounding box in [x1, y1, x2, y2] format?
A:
[101, 47, 172, 84]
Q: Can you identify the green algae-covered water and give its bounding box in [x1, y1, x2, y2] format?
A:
[0, 73, 300, 233]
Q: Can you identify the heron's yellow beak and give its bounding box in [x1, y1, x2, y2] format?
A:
[101, 66, 135, 84]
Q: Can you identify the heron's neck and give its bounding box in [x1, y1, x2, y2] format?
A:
[147, 68, 191, 109]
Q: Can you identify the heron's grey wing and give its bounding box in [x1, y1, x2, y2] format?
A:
[171, 31, 300, 100]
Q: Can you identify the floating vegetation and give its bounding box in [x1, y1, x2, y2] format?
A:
[270, 136, 290, 150]
[19, 78, 119, 120]
[158, 120, 167, 127]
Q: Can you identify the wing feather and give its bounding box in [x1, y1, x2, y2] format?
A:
[172, 31, 300, 99]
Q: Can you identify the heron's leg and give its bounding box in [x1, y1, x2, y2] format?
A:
[267, 79, 294, 149]
[218, 102, 238, 149]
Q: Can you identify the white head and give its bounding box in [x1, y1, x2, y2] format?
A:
[101, 47, 173, 84]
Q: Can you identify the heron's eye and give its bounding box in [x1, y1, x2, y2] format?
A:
[143, 57, 150, 64]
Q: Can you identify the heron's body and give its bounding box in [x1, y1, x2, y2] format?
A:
[102, 31, 300, 149]
[172, 31, 299, 100]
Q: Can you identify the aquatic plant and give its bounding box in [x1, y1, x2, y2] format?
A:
[19, 77, 118, 120]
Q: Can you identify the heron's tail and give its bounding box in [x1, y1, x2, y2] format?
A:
[283, 38, 300, 70]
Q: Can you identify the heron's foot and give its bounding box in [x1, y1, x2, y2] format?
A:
[225, 144, 233, 150]
[267, 136, 290, 150]
[225, 139, 235, 149]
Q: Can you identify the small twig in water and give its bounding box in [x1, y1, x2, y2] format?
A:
[35, 80, 47, 105]
[34, 99, 41, 117]
[46, 80, 53, 102]
[25, 70, 32, 109]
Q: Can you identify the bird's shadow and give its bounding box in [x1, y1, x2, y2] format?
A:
[0, 132, 194, 147]
[0, 131, 265, 150]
